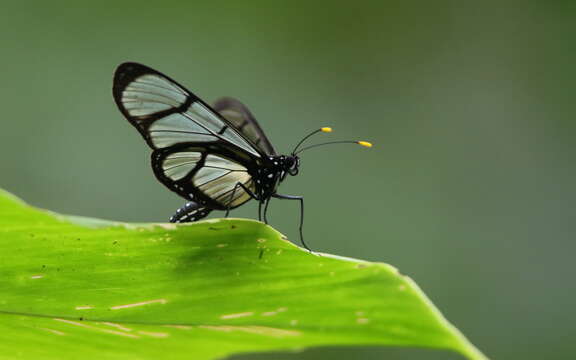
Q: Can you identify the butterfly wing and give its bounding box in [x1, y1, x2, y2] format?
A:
[213, 97, 276, 155]
[152, 147, 256, 210]
[113, 62, 260, 210]
[113, 62, 263, 157]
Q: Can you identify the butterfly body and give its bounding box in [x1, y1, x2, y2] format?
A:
[256, 154, 300, 195]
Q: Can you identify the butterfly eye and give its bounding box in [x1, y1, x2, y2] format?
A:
[286, 156, 299, 176]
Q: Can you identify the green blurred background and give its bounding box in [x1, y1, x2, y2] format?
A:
[1, 1, 574, 359]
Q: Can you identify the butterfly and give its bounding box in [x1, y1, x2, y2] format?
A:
[112, 62, 371, 250]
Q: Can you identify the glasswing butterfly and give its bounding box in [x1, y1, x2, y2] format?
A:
[113, 62, 371, 250]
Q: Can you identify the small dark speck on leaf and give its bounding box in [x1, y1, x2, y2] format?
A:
[79, 317, 84, 321]
[259, 249, 264, 259]
[113, 241, 118, 245]
[231, 225, 237, 229]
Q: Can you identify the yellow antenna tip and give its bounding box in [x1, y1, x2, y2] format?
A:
[357, 141, 372, 148]
[321, 127, 333, 133]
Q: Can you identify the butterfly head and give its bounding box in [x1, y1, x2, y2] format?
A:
[275, 155, 300, 183]
[285, 155, 300, 176]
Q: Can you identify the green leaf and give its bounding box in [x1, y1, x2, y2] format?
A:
[0, 189, 488, 360]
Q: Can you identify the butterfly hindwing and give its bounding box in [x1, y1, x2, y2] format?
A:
[213, 97, 276, 155]
[113, 62, 262, 210]
[152, 147, 256, 210]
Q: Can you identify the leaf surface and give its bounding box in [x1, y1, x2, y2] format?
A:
[0, 189, 487, 360]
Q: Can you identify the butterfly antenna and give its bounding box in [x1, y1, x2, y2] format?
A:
[294, 140, 372, 155]
[291, 127, 333, 155]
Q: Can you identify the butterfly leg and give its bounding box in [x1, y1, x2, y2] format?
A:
[225, 182, 260, 218]
[170, 201, 213, 223]
[271, 194, 310, 252]
[263, 197, 271, 224]
[258, 201, 263, 222]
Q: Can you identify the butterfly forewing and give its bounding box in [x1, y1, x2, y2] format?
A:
[113, 63, 261, 158]
[213, 97, 276, 155]
[113, 62, 262, 210]
[122, 74, 190, 116]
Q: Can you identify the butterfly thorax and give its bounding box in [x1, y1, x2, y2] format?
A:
[254, 155, 300, 199]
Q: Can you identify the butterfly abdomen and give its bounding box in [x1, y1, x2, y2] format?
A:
[170, 201, 212, 223]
